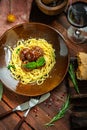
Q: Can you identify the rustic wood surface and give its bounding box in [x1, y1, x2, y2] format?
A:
[0, 0, 87, 130]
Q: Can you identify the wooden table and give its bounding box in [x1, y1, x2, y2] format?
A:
[0, 0, 87, 130]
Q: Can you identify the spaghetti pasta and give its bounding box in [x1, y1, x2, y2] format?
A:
[8, 38, 56, 85]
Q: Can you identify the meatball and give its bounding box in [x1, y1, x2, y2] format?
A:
[20, 46, 44, 62]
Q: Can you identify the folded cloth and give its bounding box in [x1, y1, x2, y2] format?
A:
[0, 0, 33, 37]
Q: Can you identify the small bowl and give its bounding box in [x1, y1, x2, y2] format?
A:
[35, 0, 68, 15]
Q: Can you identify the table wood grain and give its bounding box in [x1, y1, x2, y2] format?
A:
[0, 0, 87, 130]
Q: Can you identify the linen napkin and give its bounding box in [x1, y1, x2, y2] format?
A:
[0, 0, 33, 37]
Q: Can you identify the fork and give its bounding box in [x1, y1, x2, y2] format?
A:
[14, 98, 39, 130]
[14, 92, 50, 130]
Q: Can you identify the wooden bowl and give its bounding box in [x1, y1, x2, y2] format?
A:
[35, 0, 68, 15]
[0, 22, 69, 96]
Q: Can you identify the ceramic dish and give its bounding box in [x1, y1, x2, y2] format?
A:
[0, 22, 69, 96]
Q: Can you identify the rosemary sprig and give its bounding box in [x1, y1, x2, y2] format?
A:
[45, 95, 70, 127]
[0, 82, 3, 101]
[68, 63, 80, 94]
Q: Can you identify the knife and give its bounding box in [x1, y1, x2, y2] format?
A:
[0, 92, 50, 120]
[14, 92, 50, 130]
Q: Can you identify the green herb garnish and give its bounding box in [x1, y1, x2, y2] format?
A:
[24, 61, 37, 69]
[7, 64, 15, 70]
[16, 48, 20, 54]
[68, 63, 80, 93]
[0, 82, 3, 101]
[45, 96, 70, 127]
[24, 56, 45, 70]
[36, 56, 45, 67]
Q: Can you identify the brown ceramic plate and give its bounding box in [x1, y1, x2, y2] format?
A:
[0, 22, 69, 96]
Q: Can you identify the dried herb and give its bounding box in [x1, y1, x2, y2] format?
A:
[68, 63, 80, 93]
[45, 96, 70, 126]
[0, 82, 3, 101]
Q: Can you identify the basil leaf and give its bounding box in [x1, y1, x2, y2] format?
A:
[0, 82, 3, 101]
[24, 62, 37, 69]
[36, 57, 45, 67]
[24, 56, 45, 70]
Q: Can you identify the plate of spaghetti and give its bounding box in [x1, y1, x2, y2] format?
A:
[0, 23, 69, 96]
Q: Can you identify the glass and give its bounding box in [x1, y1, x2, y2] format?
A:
[67, 1, 87, 44]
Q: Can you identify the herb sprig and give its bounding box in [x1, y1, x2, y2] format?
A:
[68, 63, 80, 93]
[45, 96, 70, 127]
[0, 82, 3, 101]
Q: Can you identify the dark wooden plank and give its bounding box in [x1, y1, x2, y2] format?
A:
[2, 85, 29, 107]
